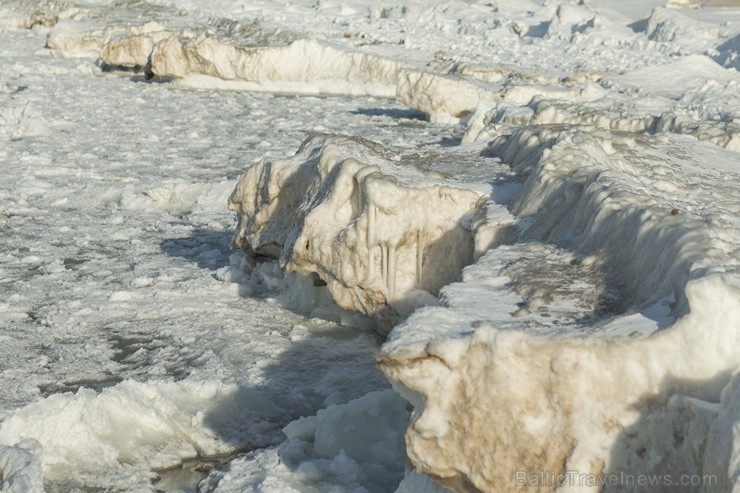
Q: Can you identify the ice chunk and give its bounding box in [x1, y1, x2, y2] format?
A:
[395, 69, 501, 119]
[704, 372, 740, 493]
[201, 390, 409, 493]
[229, 134, 485, 329]
[146, 36, 406, 97]
[0, 441, 44, 493]
[0, 379, 281, 489]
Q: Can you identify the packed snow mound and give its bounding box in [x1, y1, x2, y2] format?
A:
[639, 7, 740, 69]
[377, 126, 740, 492]
[645, 6, 729, 44]
[200, 389, 409, 493]
[396, 62, 607, 122]
[0, 379, 282, 490]
[229, 134, 486, 329]
[606, 55, 737, 98]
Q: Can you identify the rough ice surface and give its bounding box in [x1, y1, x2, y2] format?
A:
[379, 127, 740, 491]
[199, 389, 410, 493]
[0, 0, 739, 492]
[229, 134, 485, 328]
[0, 441, 44, 493]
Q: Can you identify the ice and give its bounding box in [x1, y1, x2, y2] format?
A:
[704, 373, 740, 493]
[0, 441, 44, 493]
[199, 390, 409, 493]
[228, 134, 486, 329]
[0, 105, 49, 141]
[0, 380, 282, 489]
[149, 38, 406, 98]
[1, 0, 740, 491]
[378, 128, 740, 491]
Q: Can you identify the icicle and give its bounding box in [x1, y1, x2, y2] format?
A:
[356, 177, 364, 215]
[381, 243, 388, 287]
[355, 165, 380, 223]
[388, 240, 397, 299]
[358, 165, 382, 284]
[416, 230, 424, 286]
[367, 203, 376, 247]
[366, 204, 376, 281]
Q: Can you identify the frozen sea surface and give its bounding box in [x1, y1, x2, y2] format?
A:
[1, 0, 739, 492]
[0, 24, 462, 492]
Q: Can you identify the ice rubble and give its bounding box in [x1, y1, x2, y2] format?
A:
[0, 105, 49, 141]
[0, 383, 411, 493]
[200, 389, 410, 493]
[456, 55, 740, 151]
[396, 6, 739, 150]
[0, 379, 286, 488]
[22, 0, 739, 149]
[43, 10, 409, 97]
[228, 134, 486, 328]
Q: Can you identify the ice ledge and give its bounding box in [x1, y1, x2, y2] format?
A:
[377, 127, 740, 492]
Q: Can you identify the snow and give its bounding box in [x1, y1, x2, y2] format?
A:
[0, 0, 739, 492]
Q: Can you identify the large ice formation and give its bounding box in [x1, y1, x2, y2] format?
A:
[377, 127, 740, 492]
[2, 1, 739, 492]
[228, 125, 739, 492]
[148, 37, 407, 96]
[228, 135, 486, 328]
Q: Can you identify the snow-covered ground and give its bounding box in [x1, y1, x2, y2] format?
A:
[0, 0, 738, 492]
